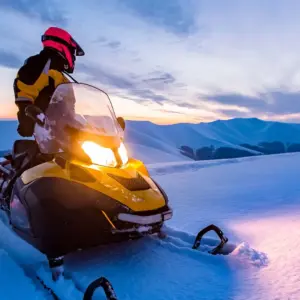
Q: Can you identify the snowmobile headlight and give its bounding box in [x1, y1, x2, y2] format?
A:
[81, 141, 129, 167]
[82, 141, 117, 167]
[118, 142, 128, 165]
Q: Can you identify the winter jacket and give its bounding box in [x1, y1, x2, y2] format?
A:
[13, 48, 69, 137]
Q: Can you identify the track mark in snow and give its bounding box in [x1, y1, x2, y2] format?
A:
[36, 265, 83, 300]
[161, 226, 269, 268]
[68, 236, 238, 300]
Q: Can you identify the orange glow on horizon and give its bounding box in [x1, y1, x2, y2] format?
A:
[0, 109, 205, 124]
[2, 109, 300, 125]
[0, 105, 17, 119]
[122, 115, 206, 124]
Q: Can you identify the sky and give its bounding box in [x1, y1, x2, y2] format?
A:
[1, 0, 300, 124]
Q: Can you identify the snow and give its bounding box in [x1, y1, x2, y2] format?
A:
[0, 249, 43, 300]
[1, 117, 300, 299]
[151, 152, 300, 300]
[0, 151, 300, 299]
[126, 142, 189, 164]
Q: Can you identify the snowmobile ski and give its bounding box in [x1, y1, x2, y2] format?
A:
[155, 225, 238, 256]
[192, 224, 231, 255]
[83, 277, 118, 300]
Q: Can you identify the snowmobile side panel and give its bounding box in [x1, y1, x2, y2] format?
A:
[20, 158, 167, 212]
[10, 176, 170, 257]
[9, 178, 33, 236]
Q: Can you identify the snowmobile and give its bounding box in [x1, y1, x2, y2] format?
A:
[0, 82, 173, 277]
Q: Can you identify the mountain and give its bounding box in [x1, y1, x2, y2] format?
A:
[1, 118, 300, 163]
[125, 117, 300, 148]
[124, 117, 300, 161]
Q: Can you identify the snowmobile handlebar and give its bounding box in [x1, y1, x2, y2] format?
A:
[25, 104, 45, 126]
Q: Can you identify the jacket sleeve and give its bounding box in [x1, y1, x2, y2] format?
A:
[13, 56, 51, 136]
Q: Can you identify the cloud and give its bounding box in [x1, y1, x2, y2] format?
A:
[216, 109, 255, 119]
[205, 91, 300, 116]
[92, 37, 121, 49]
[117, 0, 198, 35]
[78, 64, 136, 90]
[143, 71, 176, 86]
[2, 0, 300, 123]
[0, 0, 67, 25]
[129, 89, 169, 103]
[78, 64, 171, 105]
[0, 50, 23, 69]
[107, 41, 121, 49]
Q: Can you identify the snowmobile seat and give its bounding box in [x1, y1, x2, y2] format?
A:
[3, 153, 12, 161]
[1, 140, 40, 200]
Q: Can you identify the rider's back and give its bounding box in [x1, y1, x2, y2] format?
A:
[13, 48, 69, 137]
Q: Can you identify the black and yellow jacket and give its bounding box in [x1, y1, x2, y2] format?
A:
[14, 48, 69, 136]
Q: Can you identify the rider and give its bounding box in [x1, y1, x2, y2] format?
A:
[14, 26, 85, 137]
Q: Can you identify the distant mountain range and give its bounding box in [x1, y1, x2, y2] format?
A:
[124, 117, 300, 162]
[1, 118, 300, 163]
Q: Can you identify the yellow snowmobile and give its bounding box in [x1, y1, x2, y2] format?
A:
[0, 82, 173, 282]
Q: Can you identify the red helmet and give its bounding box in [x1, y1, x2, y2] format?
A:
[41, 27, 84, 73]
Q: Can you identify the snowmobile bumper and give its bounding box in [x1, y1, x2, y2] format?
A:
[111, 208, 173, 236]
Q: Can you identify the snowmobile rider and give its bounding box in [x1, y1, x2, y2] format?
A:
[13, 26, 85, 137]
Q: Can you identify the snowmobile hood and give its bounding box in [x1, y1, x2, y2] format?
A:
[20, 157, 166, 212]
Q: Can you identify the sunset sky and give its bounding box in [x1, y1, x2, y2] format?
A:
[1, 0, 300, 124]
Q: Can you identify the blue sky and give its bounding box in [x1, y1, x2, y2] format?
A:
[1, 0, 300, 123]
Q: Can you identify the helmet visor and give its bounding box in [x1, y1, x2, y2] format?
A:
[71, 37, 85, 56]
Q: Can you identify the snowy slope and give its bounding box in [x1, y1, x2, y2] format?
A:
[0, 152, 300, 299]
[126, 143, 188, 163]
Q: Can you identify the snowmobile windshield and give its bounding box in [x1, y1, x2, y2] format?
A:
[34, 82, 124, 155]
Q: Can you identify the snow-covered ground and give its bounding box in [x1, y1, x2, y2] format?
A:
[0, 151, 300, 299]
[0, 249, 45, 300]
[152, 152, 300, 300]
